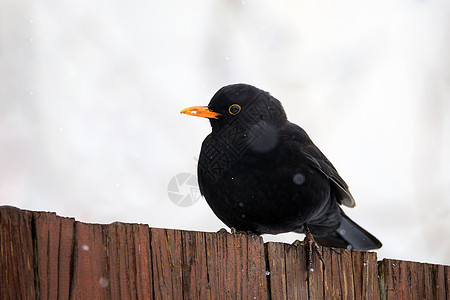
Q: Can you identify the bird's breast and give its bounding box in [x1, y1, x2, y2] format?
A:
[198, 133, 330, 234]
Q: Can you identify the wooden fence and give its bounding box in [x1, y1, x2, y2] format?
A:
[0, 206, 448, 299]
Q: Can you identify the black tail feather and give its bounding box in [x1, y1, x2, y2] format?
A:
[314, 211, 382, 251]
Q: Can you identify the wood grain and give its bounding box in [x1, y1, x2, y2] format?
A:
[0, 206, 36, 299]
[378, 258, 448, 300]
[33, 210, 74, 299]
[1, 206, 449, 299]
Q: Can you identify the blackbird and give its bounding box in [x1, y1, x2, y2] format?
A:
[181, 84, 381, 274]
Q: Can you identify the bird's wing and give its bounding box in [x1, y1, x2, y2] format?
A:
[283, 122, 356, 208]
[301, 146, 355, 207]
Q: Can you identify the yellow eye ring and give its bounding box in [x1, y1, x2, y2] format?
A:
[229, 104, 241, 115]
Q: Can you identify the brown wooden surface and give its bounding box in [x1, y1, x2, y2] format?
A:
[1, 206, 449, 299]
[378, 258, 449, 300]
[34, 208, 74, 299]
[0, 206, 36, 299]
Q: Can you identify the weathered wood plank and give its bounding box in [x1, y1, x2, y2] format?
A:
[131, 223, 154, 299]
[150, 227, 183, 300]
[411, 260, 424, 300]
[397, 260, 410, 299]
[64, 221, 153, 299]
[307, 246, 325, 299]
[432, 264, 446, 300]
[366, 251, 380, 299]
[33, 211, 74, 300]
[220, 231, 237, 298]
[233, 232, 267, 299]
[322, 246, 334, 299]
[378, 259, 449, 300]
[379, 259, 396, 300]
[267, 242, 380, 300]
[423, 262, 434, 299]
[445, 265, 449, 300]
[351, 250, 363, 300]
[205, 230, 267, 299]
[70, 222, 110, 298]
[181, 230, 209, 299]
[284, 244, 308, 300]
[351, 250, 379, 300]
[331, 248, 344, 299]
[340, 249, 355, 300]
[245, 233, 267, 299]
[106, 222, 153, 300]
[0, 206, 36, 299]
[266, 242, 287, 299]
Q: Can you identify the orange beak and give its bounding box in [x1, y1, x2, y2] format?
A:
[180, 106, 221, 119]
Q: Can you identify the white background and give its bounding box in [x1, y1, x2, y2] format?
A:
[1, 0, 449, 265]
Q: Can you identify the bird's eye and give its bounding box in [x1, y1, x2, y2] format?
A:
[229, 104, 241, 115]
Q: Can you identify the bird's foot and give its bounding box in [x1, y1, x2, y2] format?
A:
[303, 225, 325, 281]
[231, 228, 255, 236]
[216, 228, 228, 234]
[291, 239, 304, 247]
[217, 228, 256, 237]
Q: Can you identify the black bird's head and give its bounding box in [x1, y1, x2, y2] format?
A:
[181, 83, 287, 131]
[181, 83, 288, 154]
